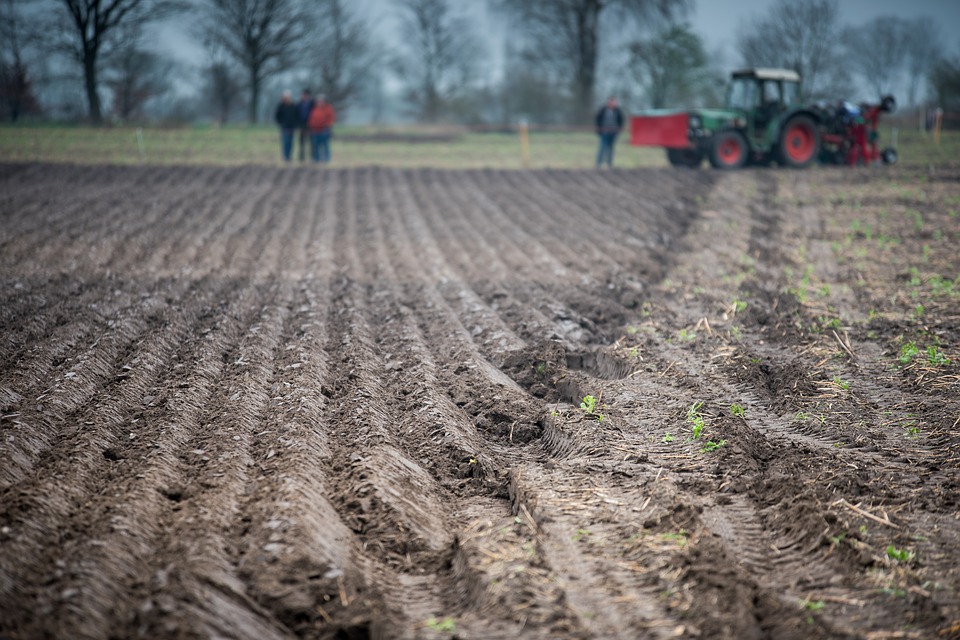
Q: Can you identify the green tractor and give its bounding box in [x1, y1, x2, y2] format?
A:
[630, 68, 822, 169]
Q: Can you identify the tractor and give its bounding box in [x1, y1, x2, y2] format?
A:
[630, 68, 897, 169]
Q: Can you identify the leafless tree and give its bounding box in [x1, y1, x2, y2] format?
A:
[929, 48, 960, 111]
[629, 22, 710, 109]
[306, 0, 376, 118]
[104, 43, 170, 121]
[206, 60, 243, 125]
[393, 0, 483, 123]
[842, 17, 904, 99]
[902, 16, 942, 107]
[196, 0, 309, 124]
[736, 0, 846, 100]
[0, 0, 43, 121]
[495, 0, 688, 123]
[46, 0, 185, 123]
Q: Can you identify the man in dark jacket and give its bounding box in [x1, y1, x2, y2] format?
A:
[595, 96, 624, 167]
[297, 89, 314, 162]
[274, 90, 300, 162]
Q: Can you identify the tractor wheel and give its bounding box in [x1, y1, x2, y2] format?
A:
[778, 116, 820, 168]
[881, 147, 898, 165]
[708, 131, 748, 170]
[666, 147, 703, 168]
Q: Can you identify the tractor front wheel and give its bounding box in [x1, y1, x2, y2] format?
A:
[709, 131, 748, 170]
[666, 147, 703, 168]
[778, 116, 820, 168]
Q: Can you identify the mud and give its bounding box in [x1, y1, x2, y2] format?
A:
[1, 161, 958, 639]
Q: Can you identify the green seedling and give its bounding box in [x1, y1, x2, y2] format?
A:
[686, 401, 706, 439]
[661, 530, 687, 547]
[579, 395, 605, 422]
[926, 346, 950, 366]
[662, 432, 675, 443]
[574, 528, 591, 542]
[904, 424, 921, 439]
[534, 362, 546, 375]
[886, 545, 914, 563]
[701, 439, 727, 453]
[794, 411, 810, 422]
[732, 298, 748, 314]
[899, 341, 920, 364]
[730, 403, 746, 417]
[802, 599, 825, 612]
[425, 616, 456, 633]
[832, 375, 849, 390]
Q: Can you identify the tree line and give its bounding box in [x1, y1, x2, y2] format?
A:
[2, 0, 959, 126]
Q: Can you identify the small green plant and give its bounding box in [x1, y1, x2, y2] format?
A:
[899, 341, 920, 364]
[661, 530, 687, 547]
[677, 328, 697, 341]
[534, 362, 546, 375]
[832, 375, 849, 390]
[579, 395, 604, 422]
[794, 410, 810, 422]
[662, 432, 675, 443]
[425, 615, 456, 633]
[926, 345, 950, 366]
[886, 545, 914, 563]
[802, 599, 825, 612]
[914, 303, 925, 318]
[904, 423, 921, 439]
[574, 528, 591, 542]
[686, 401, 706, 439]
[701, 439, 727, 453]
[729, 403, 746, 418]
[732, 298, 748, 314]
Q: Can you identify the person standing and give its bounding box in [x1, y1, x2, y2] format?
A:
[274, 90, 300, 162]
[595, 96, 624, 168]
[297, 89, 314, 162]
[307, 95, 337, 163]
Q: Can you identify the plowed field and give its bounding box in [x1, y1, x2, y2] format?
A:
[1, 162, 959, 639]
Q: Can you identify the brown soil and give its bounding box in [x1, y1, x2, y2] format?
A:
[1, 161, 958, 640]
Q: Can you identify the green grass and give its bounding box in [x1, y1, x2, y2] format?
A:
[0, 123, 667, 169]
[2, 123, 956, 170]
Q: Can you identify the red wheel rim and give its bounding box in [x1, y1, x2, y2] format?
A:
[784, 122, 815, 162]
[718, 137, 742, 165]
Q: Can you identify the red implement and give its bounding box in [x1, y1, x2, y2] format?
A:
[630, 113, 690, 149]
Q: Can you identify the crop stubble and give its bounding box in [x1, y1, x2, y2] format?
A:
[1, 162, 958, 639]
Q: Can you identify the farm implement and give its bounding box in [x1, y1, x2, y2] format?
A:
[630, 68, 897, 169]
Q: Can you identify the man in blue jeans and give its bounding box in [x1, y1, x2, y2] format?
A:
[274, 90, 300, 162]
[595, 96, 624, 168]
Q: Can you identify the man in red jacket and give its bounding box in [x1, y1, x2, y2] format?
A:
[307, 95, 337, 163]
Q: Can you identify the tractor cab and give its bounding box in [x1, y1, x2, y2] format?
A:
[726, 68, 802, 146]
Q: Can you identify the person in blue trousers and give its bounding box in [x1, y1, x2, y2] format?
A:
[595, 96, 624, 168]
[274, 90, 300, 162]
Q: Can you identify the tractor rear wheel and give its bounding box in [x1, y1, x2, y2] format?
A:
[709, 131, 748, 169]
[778, 116, 820, 168]
[666, 147, 703, 168]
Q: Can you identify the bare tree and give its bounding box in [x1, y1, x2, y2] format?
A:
[46, 0, 185, 123]
[495, 0, 688, 122]
[196, 0, 309, 124]
[629, 22, 710, 109]
[930, 48, 960, 111]
[104, 43, 170, 121]
[902, 16, 942, 107]
[736, 0, 845, 100]
[393, 0, 483, 123]
[307, 0, 376, 117]
[0, 0, 43, 121]
[206, 60, 242, 125]
[842, 17, 903, 98]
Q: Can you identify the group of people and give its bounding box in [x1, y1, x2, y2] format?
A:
[275, 89, 336, 163]
[276, 90, 626, 168]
